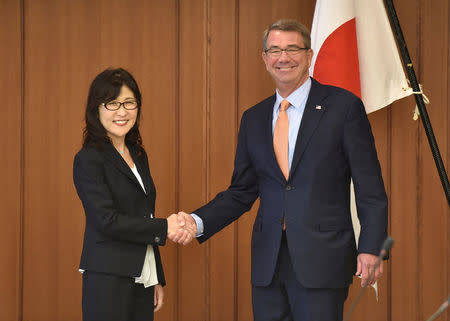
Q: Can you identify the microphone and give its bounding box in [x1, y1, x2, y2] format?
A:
[343, 236, 394, 321]
[379, 236, 394, 259]
[424, 296, 449, 321]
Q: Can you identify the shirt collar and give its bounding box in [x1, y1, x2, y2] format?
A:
[274, 77, 312, 112]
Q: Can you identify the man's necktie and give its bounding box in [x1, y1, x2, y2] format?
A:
[273, 99, 290, 180]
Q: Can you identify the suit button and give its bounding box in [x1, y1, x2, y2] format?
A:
[285, 185, 292, 191]
[154, 237, 160, 243]
[143, 215, 147, 218]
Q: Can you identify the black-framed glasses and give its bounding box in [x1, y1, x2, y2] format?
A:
[101, 100, 138, 111]
[264, 46, 309, 57]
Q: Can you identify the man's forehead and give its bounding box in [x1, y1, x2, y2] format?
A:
[267, 30, 304, 45]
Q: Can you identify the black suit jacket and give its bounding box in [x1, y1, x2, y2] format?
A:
[73, 142, 166, 284]
[195, 78, 388, 288]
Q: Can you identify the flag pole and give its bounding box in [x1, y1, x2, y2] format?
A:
[384, 0, 450, 206]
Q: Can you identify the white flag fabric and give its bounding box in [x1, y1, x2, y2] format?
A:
[310, 0, 413, 114]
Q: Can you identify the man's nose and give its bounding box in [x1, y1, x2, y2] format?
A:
[278, 50, 291, 60]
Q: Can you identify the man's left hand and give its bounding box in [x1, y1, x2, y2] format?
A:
[356, 253, 383, 287]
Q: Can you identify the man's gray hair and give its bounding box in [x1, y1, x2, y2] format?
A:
[262, 19, 311, 51]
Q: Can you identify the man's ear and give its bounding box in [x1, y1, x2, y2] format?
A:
[307, 49, 314, 67]
[262, 51, 269, 70]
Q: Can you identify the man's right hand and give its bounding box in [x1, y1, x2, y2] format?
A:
[166, 212, 197, 245]
[177, 211, 197, 242]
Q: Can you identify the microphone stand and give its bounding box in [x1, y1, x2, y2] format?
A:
[343, 237, 394, 321]
[424, 297, 449, 321]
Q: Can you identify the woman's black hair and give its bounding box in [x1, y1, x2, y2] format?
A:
[82, 68, 144, 153]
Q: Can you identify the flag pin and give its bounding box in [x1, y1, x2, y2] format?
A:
[315, 105, 322, 110]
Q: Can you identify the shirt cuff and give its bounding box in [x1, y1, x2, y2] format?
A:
[191, 213, 204, 237]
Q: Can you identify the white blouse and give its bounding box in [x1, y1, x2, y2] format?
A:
[130, 164, 158, 288]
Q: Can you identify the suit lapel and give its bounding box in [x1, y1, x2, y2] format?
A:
[289, 79, 328, 180]
[131, 147, 153, 195]
[103, 143, 146, 194]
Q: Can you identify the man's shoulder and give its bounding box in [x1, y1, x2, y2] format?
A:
[311, 78, 361, 103]
[310, 79, 367, 121]
[242, 94, 276, 118]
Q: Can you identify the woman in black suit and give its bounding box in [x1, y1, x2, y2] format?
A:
[73, 68, 188, 321]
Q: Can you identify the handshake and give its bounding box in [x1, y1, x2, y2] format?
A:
[166, 211, 197, 245]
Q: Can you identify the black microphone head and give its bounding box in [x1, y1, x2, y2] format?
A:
[381, 236, 394, 251]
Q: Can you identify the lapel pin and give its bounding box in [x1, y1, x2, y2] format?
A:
[315, 105, 322, 110]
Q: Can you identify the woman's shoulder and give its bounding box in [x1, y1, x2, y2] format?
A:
[74, 144, 105, 164]
[73, 145, 109, 179]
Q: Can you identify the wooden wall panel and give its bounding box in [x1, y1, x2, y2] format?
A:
[23, 1, 82, 319]
[448, 0, 450, 317]
[237, 2, 272, 319]
[389, 0, 421, 320]
[208, 0, 238, 320]
[135, 2, 178, 321]
[178, 0, 207, 320]
[420, 0, 449, 320]
[448, 0, 450, 316]
[22, 1, 178, 320]
[0, 1, 22, 320]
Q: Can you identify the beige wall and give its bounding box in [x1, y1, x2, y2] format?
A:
[1, 0, 448, 320]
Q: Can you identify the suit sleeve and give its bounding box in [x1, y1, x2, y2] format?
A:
[73, 149, 168, 245]
[343, 97, 388, 256]
[195, 111, 259, 242]
[141, 150, 167, 285]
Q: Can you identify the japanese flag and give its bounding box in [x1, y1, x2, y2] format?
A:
[310, 0, 412, 114]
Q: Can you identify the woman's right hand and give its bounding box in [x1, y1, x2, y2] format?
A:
[167, 214, 195, 244]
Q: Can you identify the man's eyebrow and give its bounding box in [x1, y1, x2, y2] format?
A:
[268, 45, 302, 48]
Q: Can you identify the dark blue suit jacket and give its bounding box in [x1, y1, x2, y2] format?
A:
[195, 78, 388, 288]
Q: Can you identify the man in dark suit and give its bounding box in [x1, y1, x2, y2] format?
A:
[176, 19, 388, 321]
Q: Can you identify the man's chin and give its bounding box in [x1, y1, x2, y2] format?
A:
[276, 77, 297, 86]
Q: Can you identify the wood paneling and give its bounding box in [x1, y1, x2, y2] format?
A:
[23, 1, 75, 317]
[420, 0, 449, 319]
[236, 1, 266, 319]
[0, 1, 22, 320]
[178, 0, 208, 320]
[390, 0, 422, 320]
[208, 0, 238, 320]
[22, 1, 178, 320]
[2, 0, 449, 320]
[448, 0, 450, 318]
[136, 2, 178, 321]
